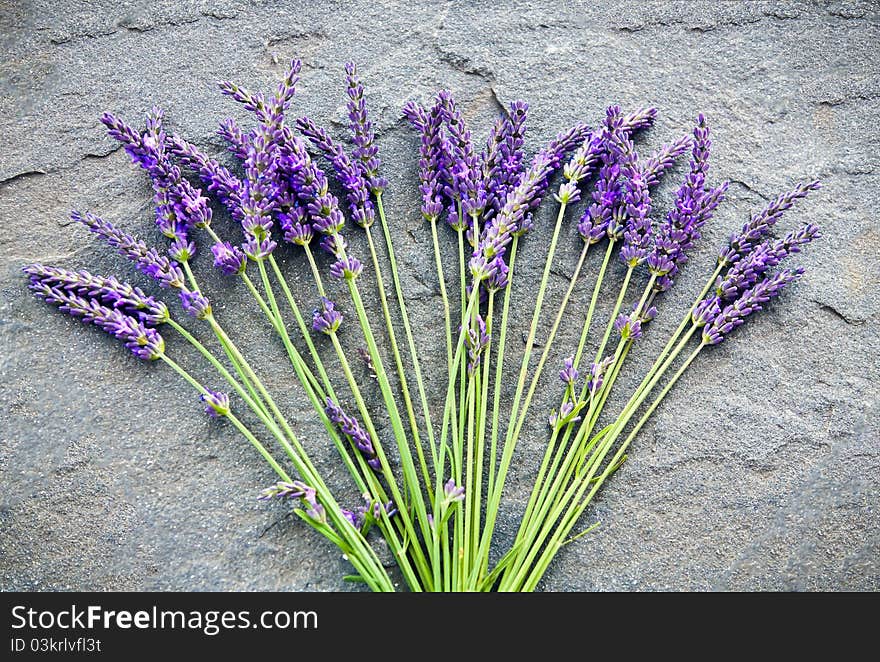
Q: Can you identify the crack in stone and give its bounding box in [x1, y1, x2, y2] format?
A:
[814, 301, 867, 326]
[0, 170, 47, 188]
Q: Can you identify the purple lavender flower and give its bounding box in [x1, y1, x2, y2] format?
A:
[329, 256, 363, 281]
[718, 180, 821, 266]
[609, 129, 653, 268]
[312, 297, 343, 335]
[404, 100, 446, 223]
[343, 494, 397, 530]
[179, 290, 212, 319]
[238, 130, 281, 240]
[692, 296, 722, 327]
[439, 90, 486, 230]
[558, 130, 605, 204]
[28, 280, 164, 360]
[270, 59, 303, 124]
[73, 211, 186, 290]
[218, 117, 249, 161]
[211, 242, 247, 276]
[614, 313, 643, 341]
[168, 238, 196, 262]
[641, 134, 693, 187]
[169, 134, 244, 215]
[325, 398, 381, 471]
[280, 131, 348, 243]
[702, 269, 804, 345]
[648, 114, 726, 288]
[297, 116, 376, 229]
[484, 255, 509, 291]
[320, 232, 348, 257]
[577, 105, 659, 245]
[559, 356, 579, 388]
[218, 79, 269, 122]
[443, 479, 465, 503]
[301, 485, 326, 523]
[200, 390, 230, 418]
[471, 122, 590, 280]
[714, 223, 821, 301]
[242, 235, 278, 262]
[22, 264, 169, 325]
[102, 108, 212, 246]
[275, 204, 310, 246]
[482, 100, 529, 223]
[258, 476, 325, 523]
[345, 62, 386, 194]
[549, 401, 582, 428]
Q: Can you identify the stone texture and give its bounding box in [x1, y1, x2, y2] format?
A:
[1, 0, 877, 591]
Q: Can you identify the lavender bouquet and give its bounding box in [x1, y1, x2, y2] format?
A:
[23, 60, 820, 591]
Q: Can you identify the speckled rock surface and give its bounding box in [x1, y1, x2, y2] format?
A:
[1, 0, 877, 592]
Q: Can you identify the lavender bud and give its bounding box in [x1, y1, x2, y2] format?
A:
[23, 264, 169, 326]
[312, 297, 343, 335]
[614, 313, 643, 341]
[242, 235, 277, 261]
[559, 356, 579, 387]
[73, 211, 186, 290]
[168, 238, 196, 262]
[211, 242, 247, 276]
[258, 480, 310, 501]
[200, 390, 230, 418]
[329, 256, 363, 280]
[179, 290, 212, 319]
[443, 479, 465, 503]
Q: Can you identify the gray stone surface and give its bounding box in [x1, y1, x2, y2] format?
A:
[1, 0, 878, 591]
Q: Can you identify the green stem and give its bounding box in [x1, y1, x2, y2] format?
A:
[158, 353, 291, 482]
[328, 332, 426, 592]
[258, 260, 325, 400]
[503, 323, 700, 591]
[364, 225, 433, 498]
[343, 272, 435, 587]
[376, 195, 439, 479]
[160, 351, 391, 591]
[520, 342, 706, 591]
[509, 241, 596, 547]
[479, 202, 568, 567]
[302, 244, 327, 299]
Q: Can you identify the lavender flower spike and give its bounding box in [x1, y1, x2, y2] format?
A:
[297, 115, 376, 228]
[466, 315, 490, 374]
[641, 134, 694, 187]
[72, 211, 186, 290]
[403, 100, 446, 223]
[345, 62, 386, 194]
[439, 90, 486, 227]
[22, 264, 169, 326]
[718, 180, 821, 266]
[312, 297, 343, 335]
[180, 290, 212, 320]
[702, 269, 804, 345]
[28, 280, 164, 360]
[482, 100, 529, 224]
[325, 398, 381, 471]
[329, 256, 363, 281]
[258, 480, 310, 501]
